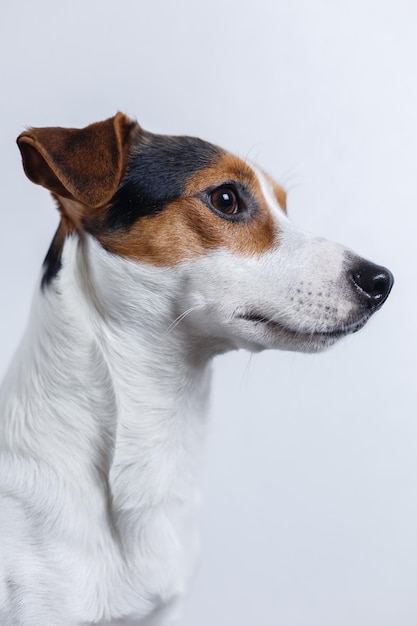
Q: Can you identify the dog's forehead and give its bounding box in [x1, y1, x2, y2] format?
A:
[105, 131, 224, 229]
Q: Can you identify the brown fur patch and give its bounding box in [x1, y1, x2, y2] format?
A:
[264, 172, 287, 212]
[17, 113, 138, 210]
[98, 153, 280, 266]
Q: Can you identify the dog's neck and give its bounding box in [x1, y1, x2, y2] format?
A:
[0, 234, 213, 543]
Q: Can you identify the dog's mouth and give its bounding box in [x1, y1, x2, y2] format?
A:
[236, 310, 370, 345]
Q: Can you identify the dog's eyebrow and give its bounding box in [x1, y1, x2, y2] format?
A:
[103, 132, 223, 230]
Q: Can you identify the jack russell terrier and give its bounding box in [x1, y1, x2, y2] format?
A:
[0, 113, 393, 625]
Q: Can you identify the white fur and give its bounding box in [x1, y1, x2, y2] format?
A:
[0, 167, 371, 624]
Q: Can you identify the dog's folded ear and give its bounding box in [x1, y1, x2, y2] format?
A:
[17, 112, 138, 215]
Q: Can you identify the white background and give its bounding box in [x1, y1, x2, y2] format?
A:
[1, 1, 416, 624]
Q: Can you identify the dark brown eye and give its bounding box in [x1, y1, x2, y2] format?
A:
[209, 187, 239, 215]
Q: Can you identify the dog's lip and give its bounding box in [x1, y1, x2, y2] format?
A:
[235, 311, 370, 338]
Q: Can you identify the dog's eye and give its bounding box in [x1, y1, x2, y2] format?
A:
[209, 187, 239, 215]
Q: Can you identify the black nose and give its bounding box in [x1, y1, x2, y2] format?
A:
[351, 261, 394, 309]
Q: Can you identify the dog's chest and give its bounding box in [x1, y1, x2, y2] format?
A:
[102, 486, 201, 622]
[0, 431, 204, 624]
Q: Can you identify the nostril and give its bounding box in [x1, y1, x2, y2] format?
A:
[373, 276, 391, 297]
[351, 263, 394, 308]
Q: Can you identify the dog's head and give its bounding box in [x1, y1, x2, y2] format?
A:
[17, 113, 393, 354]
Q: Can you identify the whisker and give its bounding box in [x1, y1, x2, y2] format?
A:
[241, 353, 254, 390]
[165, 304, 203, 334]
[241, 144, 262, 167]
[277, 160, 303, 188]
[284, 180, 306, 194]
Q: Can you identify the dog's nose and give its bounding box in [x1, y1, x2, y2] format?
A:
[351, 261, 394, 309]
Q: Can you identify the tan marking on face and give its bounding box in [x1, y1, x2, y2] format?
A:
[264, 172, 287, 212]
[98, 153, 280, 266]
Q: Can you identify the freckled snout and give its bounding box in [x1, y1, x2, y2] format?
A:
[351, 261, 394, 310]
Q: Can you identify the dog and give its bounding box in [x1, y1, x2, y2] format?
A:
[0, 113, 393, 625]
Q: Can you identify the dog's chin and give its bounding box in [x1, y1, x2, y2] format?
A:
[235, 312, 370, 353]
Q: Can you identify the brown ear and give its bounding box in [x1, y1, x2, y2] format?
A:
[17, 112, 138, 209]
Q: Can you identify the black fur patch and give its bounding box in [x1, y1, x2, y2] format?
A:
[104, 131, 223, 230]
[41, 222, 67, 289]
